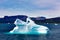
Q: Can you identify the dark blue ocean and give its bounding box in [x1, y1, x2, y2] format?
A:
[0, 23, 60, 40]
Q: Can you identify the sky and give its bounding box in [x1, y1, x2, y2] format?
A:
[0, 0, 60, 18]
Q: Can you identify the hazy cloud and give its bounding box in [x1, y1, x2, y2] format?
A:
[0, 0, 60, 18]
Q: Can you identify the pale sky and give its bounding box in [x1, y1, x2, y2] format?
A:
[0, 0, 60, 18]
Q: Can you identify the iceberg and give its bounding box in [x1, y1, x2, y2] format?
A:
[9, 17, 49, 34]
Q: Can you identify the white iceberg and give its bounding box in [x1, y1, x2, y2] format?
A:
[9, 17, 49, 34]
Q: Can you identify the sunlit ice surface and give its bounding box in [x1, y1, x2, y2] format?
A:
[6, 17, 49, 35]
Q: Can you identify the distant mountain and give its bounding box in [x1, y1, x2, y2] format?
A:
[35, 17, 60, 25]
[0, 15, 60, 23]
[46, 17, 60, 23]
[0, 15, 27, 23]
[31, 16, 46, 20]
